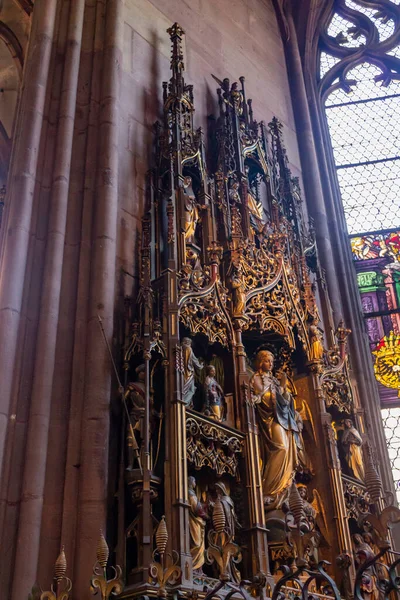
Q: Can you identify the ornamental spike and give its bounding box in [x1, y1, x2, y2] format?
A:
[156, 516, 168, 555]
[97, 531, 109, 568]
[54, 547, 67, 583]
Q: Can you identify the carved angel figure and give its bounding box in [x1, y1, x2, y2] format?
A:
[297, 484, 330, 546]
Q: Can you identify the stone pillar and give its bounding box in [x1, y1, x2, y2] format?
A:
[276, 2, 343, 324]
[10, 2, 86, 598]
[0, 0, 58, 493]
[73, 0, 123, 596]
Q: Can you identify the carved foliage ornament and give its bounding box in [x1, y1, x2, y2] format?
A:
[342, 476, 371, 519]
[186, 412, 244, 477]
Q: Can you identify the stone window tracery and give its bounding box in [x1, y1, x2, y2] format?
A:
[318, 0, 400, 496]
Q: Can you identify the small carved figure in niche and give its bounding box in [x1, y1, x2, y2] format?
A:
[215, 482, 240, 538]
[247, 191, 264, 230]
[230, 82, 243, 115]
[309, 318, 324, 361]
[341, 419, 365, 482]
[353, 534, 380, 600]
[209, 482, 241, 583]
[295, 411, 314, 475]
[203, 365, 225, 422]
[250, 350, 304, 507]
[362, 533, 381, 558]
[188, 476, 208, 572]
[297, 484, 317, 528]
[182, 337, 204, 407]
[209, 353, 224, 389]
[228, 180, 241, 205]
[125, 364, 146, 470]
[230, 264, 246, 317]
[245, 166, 264, 229]
[182, 175, 199, 243]
[297, 484, 330, 545]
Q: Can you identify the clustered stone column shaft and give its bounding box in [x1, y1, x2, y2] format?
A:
[0, 1, 123, 599]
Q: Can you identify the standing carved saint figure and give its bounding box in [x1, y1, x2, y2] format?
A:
[353, 534, 380, 600]
[182, 337, 204, 407]
[125, 364, 146, 470]
[309, 318, 324, 361]
[182, 175, 199, 243]
[230, 264, 246, 317]
[203, 365, 225, 422]
[250, 350, 303, 506]
[188, 476, 208, 572]
[209, 353, 224, 389]
[341, 419, 365, 481]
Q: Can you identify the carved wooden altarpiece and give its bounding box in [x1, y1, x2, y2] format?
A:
[118, 23, 386, 600]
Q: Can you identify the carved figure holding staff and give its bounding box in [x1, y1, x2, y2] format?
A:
[182, 337, 204, 407]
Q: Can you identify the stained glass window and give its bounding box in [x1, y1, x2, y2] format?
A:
[319, 0, 400, 496]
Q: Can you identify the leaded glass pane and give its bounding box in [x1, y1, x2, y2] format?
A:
[320, 52, 340, 78]
[337, 161, 400, 233]
[320, 0, 400, 506]
[325, 64, 400, 106]
[326, 96, 400, 166]
[381, 407, 400, 503]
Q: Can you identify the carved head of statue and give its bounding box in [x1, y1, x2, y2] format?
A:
[135, 364, 145, 382]
[182, 337, 192, 348]
[254, 350, 274, 374]
[215, 481, 229, 497]
[363, 532, 374, 545]
[206, 365, 216, 378]
[188, 475, 196, 490]
[297, 484, 308, 500]
[343, 418, 353, 430]
[183, 175, 192, 189]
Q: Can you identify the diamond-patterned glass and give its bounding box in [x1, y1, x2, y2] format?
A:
[381, 408, 400, 504]
[326, 63, 400, 106]
[337, 160, 400, 233]
[326, 96, 400, 166]
[324, 61, 400, 234]
[320, 52, 340, 78]
[321, 0, 400, 504]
